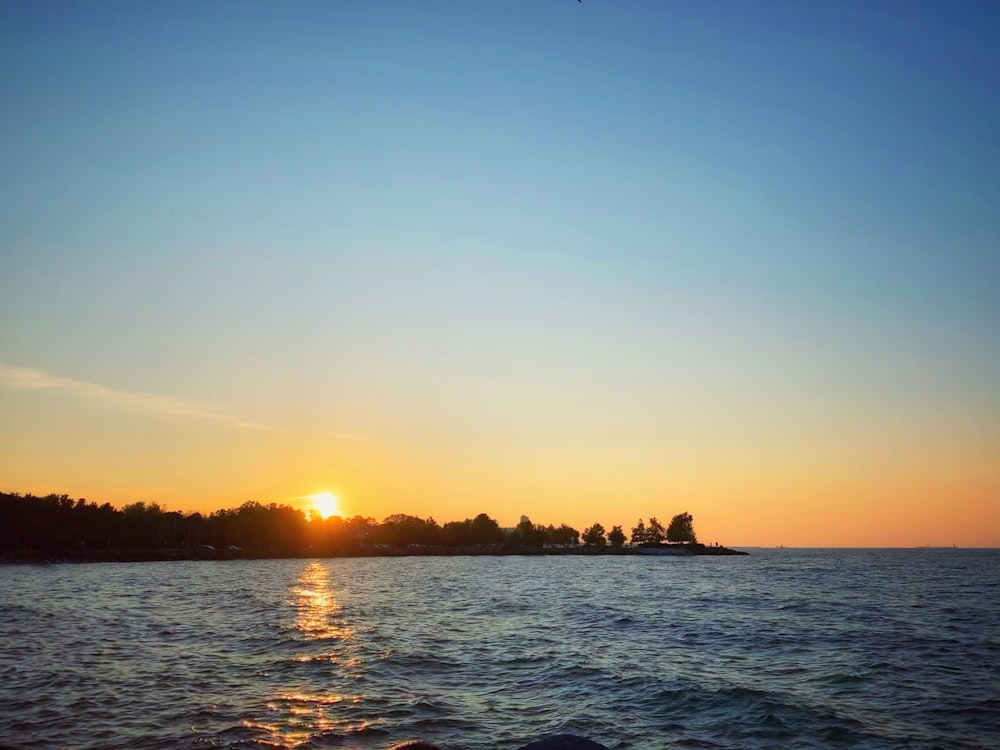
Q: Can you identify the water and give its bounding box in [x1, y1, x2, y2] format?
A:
[1, 549, 998, 750]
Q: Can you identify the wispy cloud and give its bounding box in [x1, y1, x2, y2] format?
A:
[0, 361, 282, 432]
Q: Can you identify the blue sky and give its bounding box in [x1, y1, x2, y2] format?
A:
[1, 1, 998, 544]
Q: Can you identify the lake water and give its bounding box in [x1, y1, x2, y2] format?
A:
[1, 549, 998, 750]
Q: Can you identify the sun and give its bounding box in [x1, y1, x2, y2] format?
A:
[310, 492, 341, 519]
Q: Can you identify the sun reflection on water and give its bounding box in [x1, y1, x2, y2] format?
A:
[248, 691, 368, 748]
[293, 560, 355, 641]
[245, 561, 369, 748]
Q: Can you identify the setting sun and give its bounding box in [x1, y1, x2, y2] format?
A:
[310, 492, 341, 519]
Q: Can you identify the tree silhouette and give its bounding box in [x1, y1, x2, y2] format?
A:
[630, 519, 647, 545]
[551, 523, 580, 546]
[608, 525, 626, 547]
[372, 514, 442, 547]
[581, 523, 607, 547]
[470, 513, 503, 546]
[440, 513, 503, 548]
[511, 516, 547, 549]
[666, 512, 697, 543]
[646, 517, 666, 544]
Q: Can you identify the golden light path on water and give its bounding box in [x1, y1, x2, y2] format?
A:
[293, 561, 353, 641]
[245, 561, 369, 748]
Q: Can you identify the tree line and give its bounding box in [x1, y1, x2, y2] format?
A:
[579, 512, 697, 547]
[0, 491, 698, 557]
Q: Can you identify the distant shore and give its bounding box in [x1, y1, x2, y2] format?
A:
[0, 542, 747, 564]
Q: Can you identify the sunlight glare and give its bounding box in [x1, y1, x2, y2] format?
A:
[310, 492, 341, 519]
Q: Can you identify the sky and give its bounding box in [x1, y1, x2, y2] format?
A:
[1, 0, 998, 547]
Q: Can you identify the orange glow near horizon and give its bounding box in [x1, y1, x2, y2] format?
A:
[309, 492, 342, 520]
[3, 420, 998, 547]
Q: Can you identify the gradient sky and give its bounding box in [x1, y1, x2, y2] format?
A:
[2, 0, 998, 547]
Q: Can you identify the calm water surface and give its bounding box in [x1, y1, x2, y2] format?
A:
[1, 549, 998, 750]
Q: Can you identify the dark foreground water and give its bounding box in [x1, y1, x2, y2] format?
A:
[1, 549, 998, 750]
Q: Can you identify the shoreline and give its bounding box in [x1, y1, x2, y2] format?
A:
[0, 542, 747, 564]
